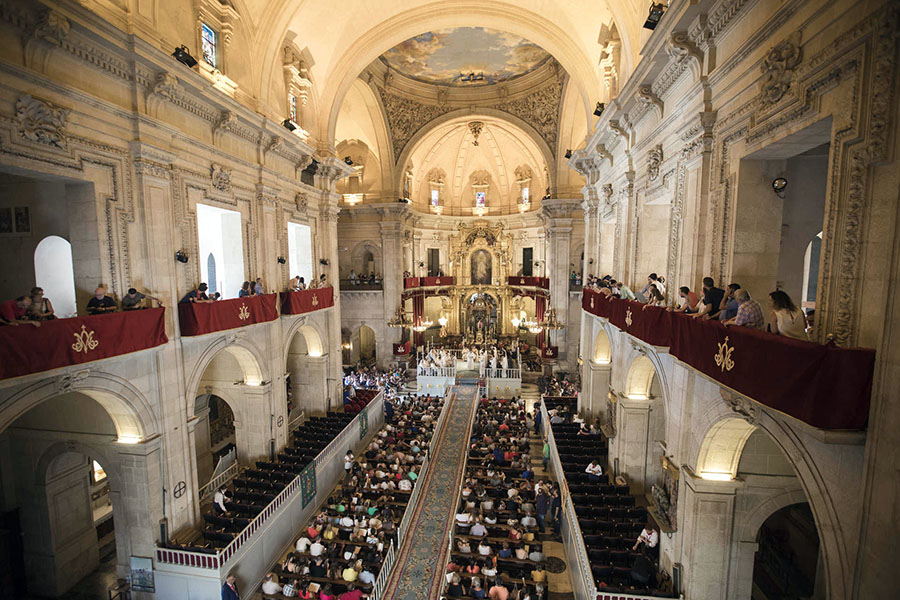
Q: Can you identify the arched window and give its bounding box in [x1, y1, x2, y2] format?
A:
[34, 235, 76, 317]
[207, 253, 217, 295]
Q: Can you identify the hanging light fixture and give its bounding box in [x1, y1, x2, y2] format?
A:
[438, 314, 448, 327]
[511, 317, 521, 328]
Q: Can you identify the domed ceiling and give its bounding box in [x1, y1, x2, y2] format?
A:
[380, 27, 551, 87]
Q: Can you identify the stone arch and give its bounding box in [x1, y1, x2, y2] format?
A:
[186, 336, 268, 414]
[283, 320, 329, 415]
[624, 354, 658, 399]
[349, 240, 383, 277]
[695, 417, 757, 480]
[592, 328, 611, 364]
[688, 406, 851, 599]
[395, 108, 556, 194]
[283, 319, 326, 360]
[0, 372, 158, 442]
[737, 487, 810, 544]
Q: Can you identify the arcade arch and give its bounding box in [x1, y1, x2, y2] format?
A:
[285, 324, 328, 416]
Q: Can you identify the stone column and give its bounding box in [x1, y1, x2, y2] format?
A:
[233, 383, 274, 464]
[680, 469, 742, 600]
[380, 211, 406, 367]
[318, 200, 344, 409]
[581, 361, 611, 420]
[612, 394, 652, 494]
[298, 355, 329, 415]
[541, 199, 579, 367]
[582, 194, 601, 276]
[191, 404, 213, 486]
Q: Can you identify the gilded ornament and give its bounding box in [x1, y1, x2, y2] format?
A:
[71, 325, 99, 354]
[238, 304, 250, 320]
[714, 336, 735, 372]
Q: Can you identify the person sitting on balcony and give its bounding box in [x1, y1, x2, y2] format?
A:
[585, 460, 604, 482]
[87, 286, 118, 314]
[639, 272, 666, 300]
[769, 290, 808, 340]
[616, 281, 636, 300]
[26, 287, 55, 320]
[253, 277, 265, 295]
[0, 295, 40, 326]
[724, 289, 765, 329]
[238, 281, 252, 297]
[288, 275, 300, 291]
[181, 283, 211, 303]
[669, 286, 699, 313]
[644, 283, 665, 308]
[690, 277, 725, 320]
[349, 270, 358, 284]
[213, 486, 230, 514]
[297, 277, 307, 290]
[719, 283, 741, 321]
[261, 573, 282, 595]
[121, 287, 147, 310]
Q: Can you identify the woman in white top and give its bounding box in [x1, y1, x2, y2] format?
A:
[768, 290, 808, 340]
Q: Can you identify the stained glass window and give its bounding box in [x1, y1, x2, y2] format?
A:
[201, 23, 218, 68]
[289, 93, 298, 123]
[522, 187, 530, 204]
[431, 189, 439, 206]
[475, 191, 486, 208]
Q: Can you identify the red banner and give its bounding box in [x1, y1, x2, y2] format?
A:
[0, 308, 168, 380]
[421, 276, 454, 287]
[280, 288, 334, 315]
[404, 277, 419, 289]
[178, 294, 277, 336]
[542, 346, 559, 359]
[508, 276, 550, 289]
[582, 289, 875, 430]
[393, 341, 411, 355]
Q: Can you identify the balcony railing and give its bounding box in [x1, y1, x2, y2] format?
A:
[179, 294, 277, 336]
[403, 276, 455, 289]
[280, 287, 334, 315]
[507, 276, 550, 289]
[0, 307, 168, 380]
[581, 289, 875, 430]
[339, 279, 383, 290]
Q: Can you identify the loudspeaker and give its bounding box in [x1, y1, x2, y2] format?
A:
[159, 517, 169, 545]
[673, 562, 682, 595]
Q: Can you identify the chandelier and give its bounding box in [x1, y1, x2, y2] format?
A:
[540, 308, 564, 330]
[388, 307, 413, 328]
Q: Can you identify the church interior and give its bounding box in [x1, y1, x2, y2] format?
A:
[0, 0, 898, 599]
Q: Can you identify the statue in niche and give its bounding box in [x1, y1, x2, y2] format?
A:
[471, 250, 492, 285]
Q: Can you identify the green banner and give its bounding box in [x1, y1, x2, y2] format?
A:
[359, 406, 368, 437]
[300, 463, 316, 508]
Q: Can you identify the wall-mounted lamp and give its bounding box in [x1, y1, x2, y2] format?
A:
[282, 119, 297, 132]
[277, 256, 286, 264]
[175, 250, 189, 263]
[319, 258, 329, 266]
[644, 2, 667, 30]
[594, 102, 605, 117]
[172, 45, 198, 68]
[564, 149, 573, 159]
[772, 177, 788, 198]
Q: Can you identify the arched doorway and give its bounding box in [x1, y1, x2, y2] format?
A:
[752, 503, 821, 599]
[285, 325, 328, 416]
[617, 354, 665, 493]
[0, 392, 150, 598]
[193, 394, 236, 487]
[34, 235, 77, 318]
[351, 325, 376, 367]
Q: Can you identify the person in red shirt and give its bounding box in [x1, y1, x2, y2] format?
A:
[0, 296, 40, 326]
[339, 583, 365, 600]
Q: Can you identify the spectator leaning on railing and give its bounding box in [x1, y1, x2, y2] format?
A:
[689, 277, 724, 320]
[0, 295, 40, 326]
[87, 286, 118, 315]
[724, 289, 765, 329]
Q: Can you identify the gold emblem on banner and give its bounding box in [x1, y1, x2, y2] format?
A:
[311, 293, 319, 307]
[590, 297, 595, 309]
[520, 278, 525, 284]
[238, 304, 250, 320]
[71, 325, 99, 354]
[625, 308, 633, 327]
[714, 336, 735, 372]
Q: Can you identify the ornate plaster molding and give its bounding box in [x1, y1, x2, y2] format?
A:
[14, 93, 69, 149]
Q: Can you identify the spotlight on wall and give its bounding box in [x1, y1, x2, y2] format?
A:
[644, 2, 667, 30]
[594, 102, 605, 117]
[564, 149, 573, 159]
[175, 250, 189, 263]
[172, 45, 198, 68]
[772, 177, 788, 197]
[282, 119, 297, 132]
[319, 258, 329, 266]
[277, 256, 286, 264]
[343, 156, 354, 165]
[589, 258, 594, 265]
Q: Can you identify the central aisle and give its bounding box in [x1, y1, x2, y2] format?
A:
[381, 385, 479, 600]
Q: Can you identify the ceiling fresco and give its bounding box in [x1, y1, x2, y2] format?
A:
[380, 27, 551, 86]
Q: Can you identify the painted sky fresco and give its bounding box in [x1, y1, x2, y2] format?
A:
[381, 27, 551, 86]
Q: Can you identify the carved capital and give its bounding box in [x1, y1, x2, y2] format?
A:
[720, 388, 757, 424]
[30, 8, 69, 47]
[759, 32, 802, 105]
[210, 163, 232, 192]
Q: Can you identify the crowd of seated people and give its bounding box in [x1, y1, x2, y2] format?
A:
[544, 397, 673, 597]
[538, 375, 578, 399]
[260, 395, 445, 599]
[346, 271, 382, 286]
[444, 395, 562, 600]
[160, 411, 357, 555]
[343, 367, 408, 413]
[1, 285, 160, 325]
[584, 272, 812, 340]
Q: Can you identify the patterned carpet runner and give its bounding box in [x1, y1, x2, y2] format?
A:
[380, 385, 479, 600]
